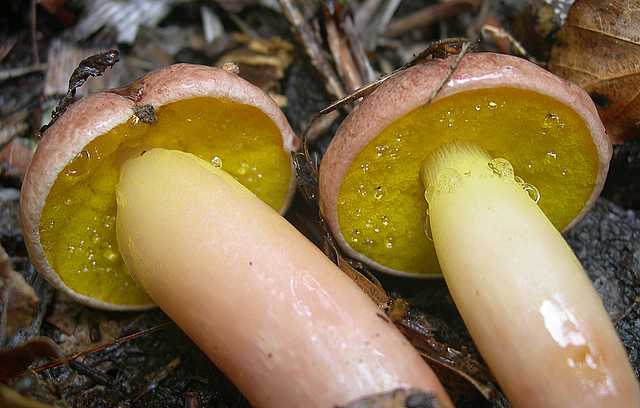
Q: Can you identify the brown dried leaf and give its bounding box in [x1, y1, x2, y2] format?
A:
[549, 0, 640, 142]
[0, 384, 54, 408]
[0, 337, 59, 383]
[218, 34, 293, 99]
[0, 245, 39, 341]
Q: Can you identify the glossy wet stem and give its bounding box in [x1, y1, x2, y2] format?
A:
[421, 141, 640, 407]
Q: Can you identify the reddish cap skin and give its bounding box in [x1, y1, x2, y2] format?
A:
[20, 64, 299, 310]
[319, 52, 611, 278]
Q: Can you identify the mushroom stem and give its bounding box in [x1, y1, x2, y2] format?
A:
[116, 149, 452, 408]
[421, 141, 640, 407]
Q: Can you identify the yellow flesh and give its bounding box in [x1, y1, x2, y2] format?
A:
[39, 97, 291, 305]
[337, 87, 599, 276]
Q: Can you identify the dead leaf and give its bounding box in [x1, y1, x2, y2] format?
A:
[0, 337, 59, 383]
[218, 34, 293, 101]
[549, 0, 640, 142]
[0, 245, 39, 341]
[0, 384, 53, 408]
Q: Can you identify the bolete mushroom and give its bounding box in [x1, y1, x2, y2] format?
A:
[22, 64, 455, 406]
[116, 148, 452, 408]
[21, 64, 298, 310]
[319, 53, 640, 406]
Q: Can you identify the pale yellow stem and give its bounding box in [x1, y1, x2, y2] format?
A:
[116, 149, 452, 408]
[421, 141, 640, 408]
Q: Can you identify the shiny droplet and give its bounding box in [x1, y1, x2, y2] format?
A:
[474, 105, 481, 111]
[64, 150, 91, 177]
[488, 158, 514, 178]
[374, 186, 385, 200]
[561, 168, 568, 176]
[357, 184, 367, 197]
[360, 163, 370, 172]
[380, 215, 389, 226]
[523, 183, 541, 203]
[385, 237, 394, 249]
[487, 101, 497, 109]
[211, 156, 222, 168]
[546, 151, 557, 159]
[364, 238, 375, 246]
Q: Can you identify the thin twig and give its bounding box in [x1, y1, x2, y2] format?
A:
[424, 40, 472, 106]
[0, 64, 47, 82]
[342, 15, 377, 84]
[278, 0, 345, 99]
[30, 0, 40, 64]
[324, 11, 363, 93]
[385, 0, 480, 38]
[31, 321, 174, 373]
[481, 24, 542, 65]
[0, 37, 18, 64]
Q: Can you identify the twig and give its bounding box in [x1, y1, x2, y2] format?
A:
[342, 16, 377, 84]
[0, 64, 47, 82]
[278, 0, 345, 99]
[30, 0, 40, 64]
[324, 9, 363, 93]
[481, 24, 542, 65]
[0, 37, 18, 64]
[361, 0, 401, 50]
[31, 321, 174, 373]
[424, 40, 472, 106]
[353, 0, 383, 34]
[385, 0, 480, 38]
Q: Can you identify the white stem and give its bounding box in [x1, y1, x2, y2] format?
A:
[422, 141, 640, 408]
[116, 149, 452, 408]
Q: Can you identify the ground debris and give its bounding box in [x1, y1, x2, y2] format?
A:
[566, 198, 640, 377]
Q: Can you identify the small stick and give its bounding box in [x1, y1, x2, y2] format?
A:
[385, 0, 480, 38]
[342, 16, 377, 84]
[31, 321, 174, 373]
[30, 0, 40, 64]
[481, 24, 542, 66]
[278, 0, 345, 99]
[0, 64, 47, 81]
[325, 12, 363, 93]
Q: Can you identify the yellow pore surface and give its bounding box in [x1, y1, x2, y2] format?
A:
[337, 88, 599, 276]
[40, 97, 292, 305]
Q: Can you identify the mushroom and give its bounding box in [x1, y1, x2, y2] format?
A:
[20, 64, 298, 310]
[116, 148, 452, 408]
[319, 53, 640, 406]
[21, 64, 453, 406]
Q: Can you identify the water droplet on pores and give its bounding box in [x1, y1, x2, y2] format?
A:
[543, 112, 564, 129]
[546, 151, 557, 159]
[523, 183, 541, 203]
[561, 168, 568, 176]
[474, 105, 481, 111]
[211, 156, 222, 168]
[365, 218, 373, 229]
[488, 158, 514, 178]
[64, 198, 72, 206]
[64, 150, 91, 177]
[374, 186, 385, 200]
[357, 184, 367, 197]
[373, 227, 380, 233]
[103, 249, 119, 263]
[360, 162, 370, 172]
[488, 101, 497, 109]
[380, 215, 389, 226]
[354, 208, 362, 217]
[375, 145, 387, 157]
[237, 162, 249, 175]
[364, 238, 375, 246]
[385, 237, 394, 249]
